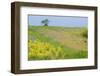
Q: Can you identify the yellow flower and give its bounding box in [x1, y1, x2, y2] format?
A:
[28, 39, 63, 60]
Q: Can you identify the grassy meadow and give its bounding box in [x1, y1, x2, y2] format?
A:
[28, 26, 88, 60]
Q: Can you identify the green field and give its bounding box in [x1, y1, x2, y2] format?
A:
[28, 26, 88, 60]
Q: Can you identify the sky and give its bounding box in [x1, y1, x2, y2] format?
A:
[28, 15, 88, 27]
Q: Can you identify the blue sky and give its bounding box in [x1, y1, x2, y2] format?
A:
[28, 15, 88, 27]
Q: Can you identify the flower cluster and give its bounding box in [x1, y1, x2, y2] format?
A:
[28, 39, 63, 60]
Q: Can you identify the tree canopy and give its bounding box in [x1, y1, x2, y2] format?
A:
[41, 19, 49, 26]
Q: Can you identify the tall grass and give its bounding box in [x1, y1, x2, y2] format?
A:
[28, 39, 87, 60]
[28, 26, 88, 60]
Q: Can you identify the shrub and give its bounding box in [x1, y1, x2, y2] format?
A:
[82, 29, 88, 38]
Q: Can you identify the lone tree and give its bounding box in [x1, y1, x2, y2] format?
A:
[41, 19, 49, 26]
